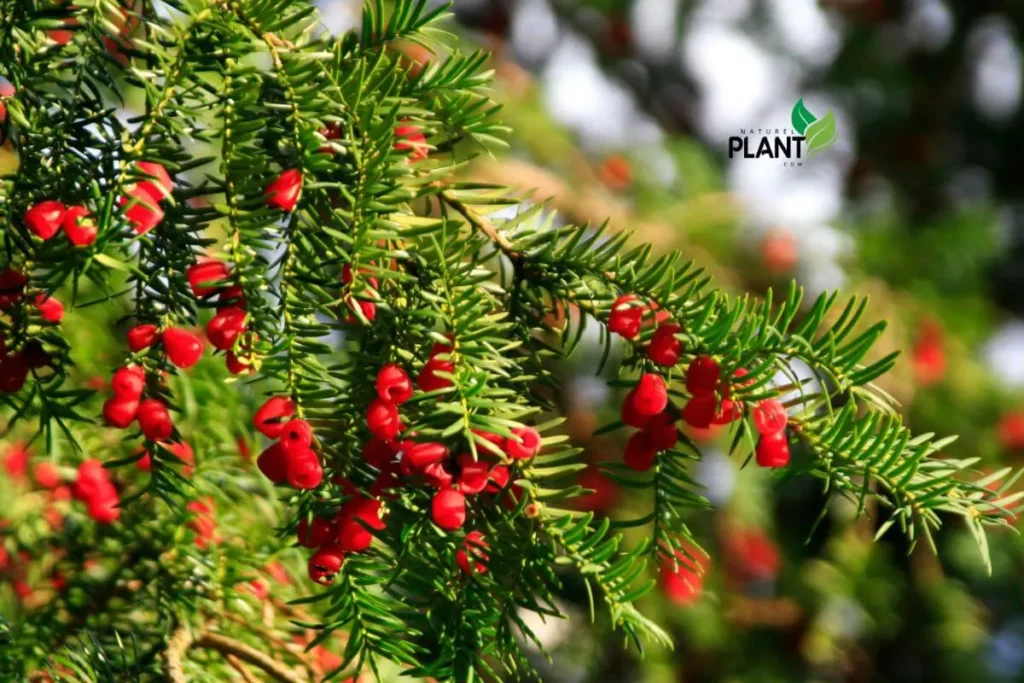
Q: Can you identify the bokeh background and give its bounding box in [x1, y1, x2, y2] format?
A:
[5, 0, 1024, 681]
[420, 0, 1024, 680]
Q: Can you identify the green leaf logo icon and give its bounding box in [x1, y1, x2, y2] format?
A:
[791, 98, 816, 135]
[804, 109, 838, 157]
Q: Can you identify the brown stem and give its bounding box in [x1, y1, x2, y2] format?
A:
[165, 626, 308, 683]
[439, 188, 519, 257]
[165, 625, 194, 683]
[226, 654, 262, 683]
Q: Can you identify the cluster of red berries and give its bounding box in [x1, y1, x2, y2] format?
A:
[251, 397, 367, 585]
[254, 397, 323, 490]
[186, 259, 253, 374]
[621, 373, 676, 471]
[609, 294, 791, 468]
[23, 199, 98, 247]
[0, 272, 64, 393]
[370, 360, 540, 527]
[72, 460, 120, 524]
[752, 398, 789, 467]
[303, 479, 387, 585]
[300, 353, 540, 584]
[265, 168, 303, 212]
[125, 323, 203, 368]
[102, 364, 175, 441]
[120, 161, 174, 235]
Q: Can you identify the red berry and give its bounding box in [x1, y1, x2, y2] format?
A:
[163, 327, 203, 368]
[219, 285, 246, 306]
[417, 358, 454, 392]
[343, 297, 377, 324]
[137, 398, 173, 441]
[0, 268, 26, 310]
[752, 399, 787, 436]
[620, 388, 652, 429]
[87, 495, 120, 524]
[102, 396, 138, 428]
[280, 419, 314, 452]
[297, 516, 336, 548]
[456, 454, 489, 495]
[3, 444, 29, 480]
[632, 373, 668, 416]
[645, 413, 678, 451]
[342, 263, 379, 290]
[423, 461, 454, 488]
[206, 306, 247, 350]
[73, 459, 113, 501]
[286, 449, 323, 489]
[225, 351, 253, 375]
[431, 488, 466, 530]
[366, 399, 400, 441]
[472, 429, 506, 456]
[608, 294, 643, 339]
[624, 431, 657, 471]
[336, 498, 385, 552]
[403, 441, 448, 471]
[170, 441, 195, 470]
[62, 205, 98, 246]
[33, 462, 60, 489]
[120, 186, 164, 234]
[429, 336, 454, 357]
[394, 123, 428, 162]
[506, 426, 541, 460]
[32, 294, 63, 325]
[254, 396, 294, 438]
[265, 168, 303, 211]
[335, 515, 372, 552]
[127, 324, 159, 351]
[685, 355, 720, 396]
[711, 399, 742, 425]
[486, 464, 509, 493]
[23, 201, 66, 240]
[659, 557, 703, 606]
[257, 443, 289, 483]
[681, 394, 716, 429]
[756, 431, 789, 468]
[456, 531, 489, 575]
[308, 544, 345, 585]
[111, 365, 145, 399]
[187, 260, 231, 297]
[649, 323, 682, 366]
[361, 438, 395, 468]
[376, 363, 413, 405]
[0, 353, 28, 393]
[135, 161, 174, 201]
[999, 412, 1024, 451]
